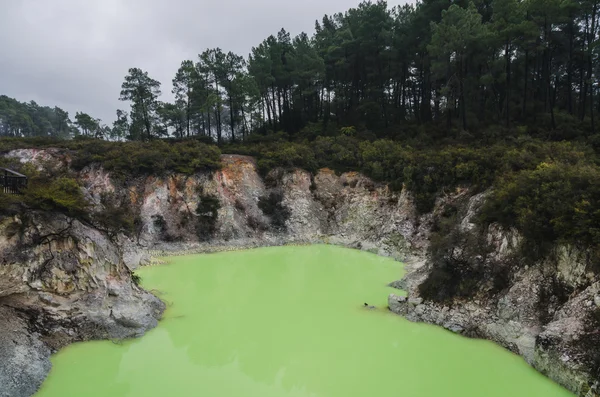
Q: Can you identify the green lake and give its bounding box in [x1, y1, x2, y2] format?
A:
[36, 245, 573, 397]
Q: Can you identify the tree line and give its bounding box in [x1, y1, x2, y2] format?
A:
[3, 0, 600, 141]
[0, 95, 115, 139]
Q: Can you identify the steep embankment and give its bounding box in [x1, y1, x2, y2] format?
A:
[0, 211, 164, 397]
[1, 149, 598, 397]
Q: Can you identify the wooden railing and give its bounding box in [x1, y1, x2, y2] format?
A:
[1, 168, 27, 194]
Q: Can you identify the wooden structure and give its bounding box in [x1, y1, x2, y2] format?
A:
[1, 168, 27, 194]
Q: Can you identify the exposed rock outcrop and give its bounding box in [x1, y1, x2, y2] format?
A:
[389, 192, 600, 397]
[0, 211, 164, 397]
[2, 149, 598, 396]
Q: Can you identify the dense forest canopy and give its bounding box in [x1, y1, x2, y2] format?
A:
[4, 0, 600, 141]
[113, 0, 600, 141]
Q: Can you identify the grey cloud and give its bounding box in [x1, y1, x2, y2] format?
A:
[0, 0, 406, 124]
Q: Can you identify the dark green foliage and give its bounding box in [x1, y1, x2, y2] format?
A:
[419, 201, 508, 303]
[109, 0, 600, 141]
[68, 139, 221, 178]
[225, 140, 319, 175]
[258, 192, 290, 231]
[23, 177, 88, 218]
[480, 160, 600, 269]
[195, 191, 221, 241]
[69, 139, 221, 177]
[0, 96, 112, 139]
[131, 273, 141, 286]
[230, 137, 532, 213]
[119, 68, 162, 141]
[0, 137, 69, 152]
[0, 162, 139, 237]
[93, 193, 136, 237]
[0, 173, 87, 219]
[0, 96, 73, 138]
[0, 159, 97, 223]
[151, 214, 177, 242]
[0, 138, 221, 178]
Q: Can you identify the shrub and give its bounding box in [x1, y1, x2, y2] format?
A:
[23, 177, 88, 217]
[70, 139, 221, 178]
[93, 193, 136, 237]
[480, 161, 600, 268]
[195, 190, 221, 241]
[131, 273, 141, 286]
[419, 201, 506, 302]
[258, 192, 290, 231]
[255, 142, 319, 175]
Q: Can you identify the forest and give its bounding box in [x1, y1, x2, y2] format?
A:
[3, 0, 600, 271]
[2, 0, 600, 141]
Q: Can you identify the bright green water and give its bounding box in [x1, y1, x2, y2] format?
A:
[36, 245, 573, 397]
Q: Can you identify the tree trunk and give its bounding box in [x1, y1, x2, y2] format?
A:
[460, 55, 467, 131]
[550, 75, 557, 130]
[581, 13, 590, 121]
[567, 18, 574, 115]
[229, 89, 235, 143]
[505, 39, 511, 128]
[590, 3, 597, 133]
[523, 48, 529, 118]
[207, 111, 211, 138]
[265, 96, 273, 129]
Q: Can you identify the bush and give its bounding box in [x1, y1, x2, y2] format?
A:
[131, 273, 141, 286]
[23, 177, 88, 217]
[481, 161, 600, 268]
[256, 142, 319, 175]
[69, 139, 222, 178]
[195, 190, 221, 241]
[258, 192, 290, 231]
[419, 200, 509, 302]
[92, 193, 136, 237]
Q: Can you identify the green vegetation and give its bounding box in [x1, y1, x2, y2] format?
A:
[0, 96, 74, 138]
[195, 189, 221, 241]
[2, 0, 600, 274]
[258, 192, 291, 231]
[93, 193, 138, 237]
[481, 161, 600, 266]
[0, 162, 88, 219]
[23, 177, 89, 217]
[0, 137, 221, 178]
[131, 273, 142, 286]
[0, 162, 135, 238]
[68, 138, 221, 178]
[6, 0, 600, 141]
[417, 201, 506, 303]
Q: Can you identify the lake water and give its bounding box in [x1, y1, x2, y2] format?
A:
[36, 245, 573, 397]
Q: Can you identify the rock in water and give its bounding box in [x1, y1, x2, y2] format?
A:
[388, 294, 408, 316]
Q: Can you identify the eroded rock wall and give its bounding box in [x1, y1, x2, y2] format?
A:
[2, 149, 599, 397]
[389, 192, 600, 397]
[0, 211, 164, 397]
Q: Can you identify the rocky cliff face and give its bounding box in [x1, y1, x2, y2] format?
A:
[0, 197, 164, 396]
[74, 154, 424, 260]
[389, 192, 600, 397]
[2, 149, 598, 397]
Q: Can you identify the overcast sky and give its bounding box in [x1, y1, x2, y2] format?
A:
[0, 0, 407, 124]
